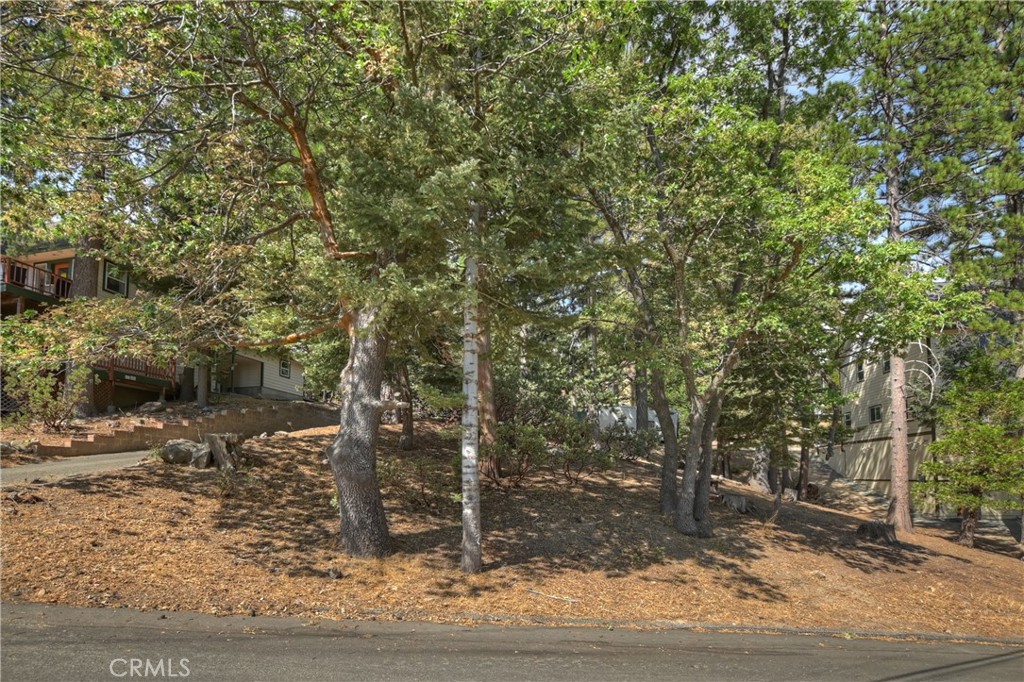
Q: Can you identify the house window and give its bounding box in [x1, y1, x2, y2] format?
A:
[856, 362, 865, 382]
[843, 412, 852, 428]
[882, 355, 891, 374]
[279, 359, 291, 378]
[103, 261, 128, 296]
[869, 405, 883, 423]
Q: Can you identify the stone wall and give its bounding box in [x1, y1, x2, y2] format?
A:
[36, 402, 337, 457]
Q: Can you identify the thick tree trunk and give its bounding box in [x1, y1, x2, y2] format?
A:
[958, 507, 979, 548]
[326, 307, 392, 558]
[651, 368, 679, 515]
[461, 249, 483, 573]
[887, 353, 914, 533]
[477, 297, 500, 480]
[399, 363, 414, 451]
[196, 363, 210, 409]
[70, 236, 101, 299]
[180, 366, 195, 402]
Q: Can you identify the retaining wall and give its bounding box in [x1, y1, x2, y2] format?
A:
[36, 402, 337, 457]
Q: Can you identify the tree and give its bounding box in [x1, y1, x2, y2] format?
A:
[916, 353, 1024, 547]
[847, 0, 1019, 532]
[586, 2, 865, 536]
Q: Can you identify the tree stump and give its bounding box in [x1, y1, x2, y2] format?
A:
[856, 521, 899, 545]
[202, 433, 245, 471]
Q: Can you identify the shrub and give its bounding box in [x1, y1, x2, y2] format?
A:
[2, 362, 92, 432]
[482, 422, 548, 486]
[599, 419, 660, 461]
[545, 414, 611, 484]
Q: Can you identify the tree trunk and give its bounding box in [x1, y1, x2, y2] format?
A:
[651, 368, 679, 515]
[694, 391, 722, 537]
[634, 360, 651, 430]
[399, 363, 414, 451]
[460, 246, 483, 573]
[477, 296, 500, 480]
[68, 237, 103, 417]
[798, 441, 811, 501]
[886, 353, 914, 533]
[203, 432, 243, 471]
[958, 507, 979, 548]
[379, 380, 399, 424]
[196, 363, 210, 409]
[70, 236, 101, 299]
[675, 404, 704, 536]
[180, 366, 195, 402]
[749, 448, 772, 494]
[326, 306, 392, 558]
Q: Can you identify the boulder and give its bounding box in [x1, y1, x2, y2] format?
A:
[189, 444, 213, 469]
[161, 439, 202, 465]
[138, 401, 167, 414]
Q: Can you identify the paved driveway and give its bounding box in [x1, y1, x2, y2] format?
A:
[0, 451, 151, 488]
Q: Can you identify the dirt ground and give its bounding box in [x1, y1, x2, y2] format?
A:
[2, 422, 1022, 639]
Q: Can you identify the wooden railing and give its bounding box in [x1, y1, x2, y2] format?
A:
[102, 356, 177, 385]
[0, 255, 73, 299]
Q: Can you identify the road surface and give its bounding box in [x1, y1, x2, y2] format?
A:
[1, 603, 1021, 681]
[0, 452, 150, 488]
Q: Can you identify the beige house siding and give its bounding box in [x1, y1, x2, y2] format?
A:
[234, 350, 305, 400]
[827, 340, 938, 496]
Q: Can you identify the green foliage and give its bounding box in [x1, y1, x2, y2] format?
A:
[544, 414, 610, 485]
[1, 362, 92, 432]
[482, 422, 548, 487]
[599, 419, 659, 462]
[915, 354, 1024, 515]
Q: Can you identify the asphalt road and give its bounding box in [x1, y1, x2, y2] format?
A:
[2, 604, 1021, 682]
[0, 451, 150, 488]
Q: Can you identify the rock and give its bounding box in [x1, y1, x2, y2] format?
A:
[273, 431, 289, 437]
[782, 488, 799, 502]
[259, 432, 269, 439]
[722, 493, 754, 514]
[189, 444, 213, 469]
[138, 401, 167, 414]
[160, 439, 203, 465]
[0, 440, 34, 454]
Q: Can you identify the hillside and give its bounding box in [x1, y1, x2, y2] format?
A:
[2, 423, 1021, 639]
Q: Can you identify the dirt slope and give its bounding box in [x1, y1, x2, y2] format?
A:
[2, 423, 1021, 639]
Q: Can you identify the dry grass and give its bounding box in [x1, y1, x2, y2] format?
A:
[2, 422, 1022, 639]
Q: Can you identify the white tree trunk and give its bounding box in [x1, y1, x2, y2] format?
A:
[461, 212, 483, 573]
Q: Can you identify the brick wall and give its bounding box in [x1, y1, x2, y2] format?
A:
[36, 402, 337, 457]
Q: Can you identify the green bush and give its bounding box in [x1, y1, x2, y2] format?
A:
[482, 422, 548, 486]
[599, 419, 660, 461]
[3, 362, 92, 432]
[545, 414, 611, 484]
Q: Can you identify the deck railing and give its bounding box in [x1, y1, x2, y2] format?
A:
[0, 255, 73, 299]
[102, 356, 177, 385]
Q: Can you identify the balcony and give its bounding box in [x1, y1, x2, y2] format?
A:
[1, 255, 73, 301]
[98, 355, 178, 387]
